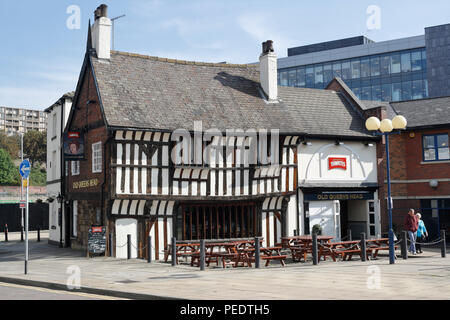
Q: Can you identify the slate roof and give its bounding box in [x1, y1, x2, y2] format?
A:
[391, 96, 450, 128]
[91, 51, 372, 138]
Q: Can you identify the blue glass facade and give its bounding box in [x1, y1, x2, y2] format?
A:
[278, 48, 428, 102]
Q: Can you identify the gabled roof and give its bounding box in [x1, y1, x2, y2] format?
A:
[391, 96, 450, 128]
[89, 51, 373, 138]
[45, 91, 75, 113]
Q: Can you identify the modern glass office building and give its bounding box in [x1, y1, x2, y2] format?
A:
[278, 23, 450, 102]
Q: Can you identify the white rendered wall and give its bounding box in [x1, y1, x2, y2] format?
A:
[298, 140, 377, 185]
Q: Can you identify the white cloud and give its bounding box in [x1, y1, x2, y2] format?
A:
[237, 12, 295, 58]
[0, 86, 72, 110]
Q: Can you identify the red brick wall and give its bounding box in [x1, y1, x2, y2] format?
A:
[65, 63, 111, 249]
[378, 127, 450, 233]
[66, 66, 109, 197]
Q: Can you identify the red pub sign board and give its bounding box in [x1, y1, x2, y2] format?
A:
[328, 157, 347, 170]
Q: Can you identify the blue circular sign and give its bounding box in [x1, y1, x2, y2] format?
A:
[19, 160, 31, 179]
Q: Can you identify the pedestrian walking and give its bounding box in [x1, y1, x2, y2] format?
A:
[404, 209, 419, 255]
[415, 213, 428, 254]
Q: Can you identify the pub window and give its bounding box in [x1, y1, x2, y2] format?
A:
[92, 142, 102, 173]
[423, 134, 450, 162]
[178, 203, 259, 240]
[71, 161, 80, 176]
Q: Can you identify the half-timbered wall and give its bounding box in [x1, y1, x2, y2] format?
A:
[112, 130, 299, 198]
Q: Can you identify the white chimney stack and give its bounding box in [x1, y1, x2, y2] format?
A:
[91, 4, 111, 60]
[259, 40, 278, 102]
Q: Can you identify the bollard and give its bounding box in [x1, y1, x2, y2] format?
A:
[441, 230, 447, 258]
[171, 237, 177, 266]
[37, 226, 41, 242]
[401, 231, 408, 260]
[200, 239, 205, 271]
[148, 236, 152, 263]
[255, 237, 261, 269]
[4, 224, 8, 242]
[360, 232, 367, 262]
[312, 233, 318, 265]
[127, 234, 131, 260]
[109, 233, 113, 257]
[347, 229, 352, 241]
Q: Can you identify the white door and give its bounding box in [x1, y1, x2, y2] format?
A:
[116, 218, 138, 259]
[309, 201, 335, 238]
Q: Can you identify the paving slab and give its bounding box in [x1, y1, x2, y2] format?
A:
[0, 238, 449, 300]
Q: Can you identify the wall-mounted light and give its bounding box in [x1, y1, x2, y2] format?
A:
[56, 193, 64, 204]
[364, 142, 374, 147]
[429, 180, 439, 189]
[335, 141, 344, 146]
[302, 141, 312, 146]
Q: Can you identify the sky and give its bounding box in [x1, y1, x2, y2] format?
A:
[1, 0, 450, 110]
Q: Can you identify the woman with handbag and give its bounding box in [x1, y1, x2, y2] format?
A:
[416, 213, 428, 254]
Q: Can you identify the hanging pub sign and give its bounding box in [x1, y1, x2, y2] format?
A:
[328, 157, 347, 170]
[63, 132, 85, 160]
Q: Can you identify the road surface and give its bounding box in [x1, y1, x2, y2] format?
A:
[0, 282, 125, 300]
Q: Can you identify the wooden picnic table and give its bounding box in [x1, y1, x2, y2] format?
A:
[164, 242, 200, 264]
[189, 239, 264, 268]
[365, 238, 398, 259]
[282, 235, 334, 262]
[232, 246, 286, 267]
[322, 241, 362, 261]
[260, 246, 287, 267]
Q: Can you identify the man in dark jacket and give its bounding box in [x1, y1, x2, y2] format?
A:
[404, 209, 419, 255]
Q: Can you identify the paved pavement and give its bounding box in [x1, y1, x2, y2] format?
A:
[0, 236, 449, 300]
[0, 282, 124, 300]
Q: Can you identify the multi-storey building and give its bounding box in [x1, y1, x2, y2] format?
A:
[0, 106, 47, 136]
[45, 92, 74, 246]
[277, 23, 450, 103]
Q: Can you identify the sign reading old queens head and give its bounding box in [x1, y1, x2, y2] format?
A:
[73, 179, 99, 189]
[328, 157, 347, 170]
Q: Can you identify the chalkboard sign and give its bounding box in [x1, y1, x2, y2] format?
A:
[88, 226, 106, 255]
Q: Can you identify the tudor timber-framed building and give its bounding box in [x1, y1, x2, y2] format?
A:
[64, 5, 382, 260]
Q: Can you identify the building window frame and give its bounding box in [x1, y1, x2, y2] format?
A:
[71, 161, 80, 176]
[92, 142, 103, 173]
[422, 133, 450, 162]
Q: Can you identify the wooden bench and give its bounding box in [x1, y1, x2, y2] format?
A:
[260, 254, 287, 266]
[367, 245, 399, 259]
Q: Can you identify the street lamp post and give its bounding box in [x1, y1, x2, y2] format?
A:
[366, 115, 407, 265]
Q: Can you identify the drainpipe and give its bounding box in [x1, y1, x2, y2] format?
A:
[101, 132, 113, 226]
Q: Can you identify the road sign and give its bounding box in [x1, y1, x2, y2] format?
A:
[22, 179, 28, 187]
[20, 201, 26, 209]
[19, 160, 31, 179]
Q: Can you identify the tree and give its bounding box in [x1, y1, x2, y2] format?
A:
[0, 132, 20, 159]
[23, 130, 47, 165]
[0, 149, 20, 186]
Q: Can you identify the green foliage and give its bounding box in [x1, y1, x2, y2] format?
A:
[24, 130, 47, 165]
[0, 133, 20, 159]
[29, 166, 47, 186]
[0, 149, 20, 186]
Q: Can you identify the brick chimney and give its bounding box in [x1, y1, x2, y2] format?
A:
[91, 4, 111, 60]
[259, 40, 278, 102]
